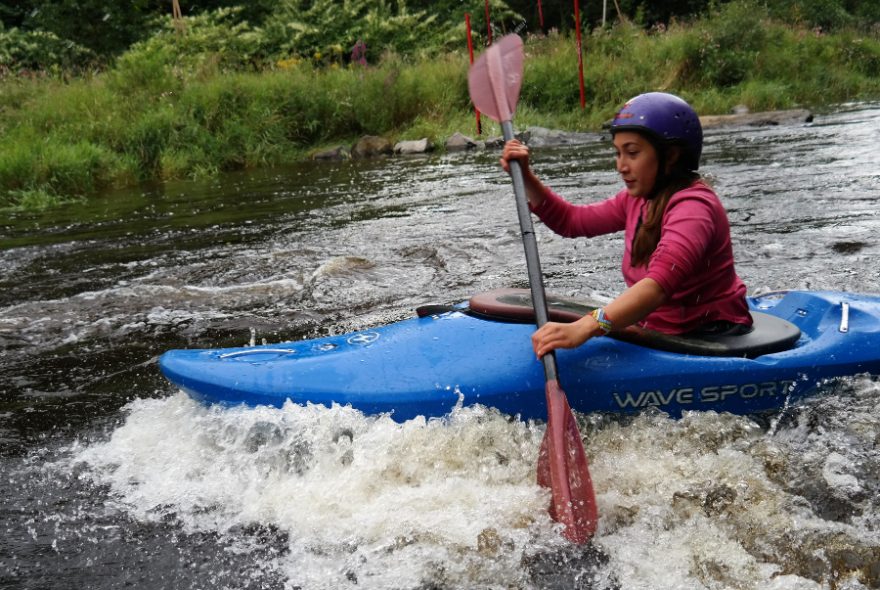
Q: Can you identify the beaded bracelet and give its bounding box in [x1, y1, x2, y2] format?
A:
[590, 307, 613, 335]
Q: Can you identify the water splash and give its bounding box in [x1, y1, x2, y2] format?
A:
[62, 376, 880, 589]
[68, 394, 570, 589]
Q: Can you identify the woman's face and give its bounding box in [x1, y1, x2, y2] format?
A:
[613, 131, 659, 198]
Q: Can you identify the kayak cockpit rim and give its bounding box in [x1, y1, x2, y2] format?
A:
[417, 288, 803, 359]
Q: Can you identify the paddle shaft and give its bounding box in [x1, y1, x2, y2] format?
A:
[501, 119, 559, 383]
[471, 34, 597, 543]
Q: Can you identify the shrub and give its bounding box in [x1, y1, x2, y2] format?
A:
[688, 1, 772, 88]
[766, 0, 854, 30]
[113, 8, 262, 75]
[0, 27, 96, 72]
[107, 44, 181, 98]
[0, 132, 116, 200]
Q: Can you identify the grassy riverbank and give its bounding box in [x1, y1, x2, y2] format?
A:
[2, 2, 879, 210]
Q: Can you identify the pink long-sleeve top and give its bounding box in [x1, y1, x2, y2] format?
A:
[532, 181, 752, 334]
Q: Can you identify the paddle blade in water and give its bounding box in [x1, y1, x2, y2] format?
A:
[537, 379, 598, 543]
[467, 34, 524, 123]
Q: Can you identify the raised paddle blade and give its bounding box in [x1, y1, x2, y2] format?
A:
[537, 380, 599, 543]
[467, 34, 524, 123]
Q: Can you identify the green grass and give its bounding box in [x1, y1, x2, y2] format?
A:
[2, 1, 879, 210]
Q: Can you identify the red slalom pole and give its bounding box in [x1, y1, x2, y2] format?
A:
[538, 0, 545, 30]
[466, 13, 482, 135]
[574, 0, 586, 109]
[485, 0, 492, 45]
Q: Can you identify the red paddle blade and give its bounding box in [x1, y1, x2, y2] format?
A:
[537, 380, 599, 543]
[467, 34, 524, 123]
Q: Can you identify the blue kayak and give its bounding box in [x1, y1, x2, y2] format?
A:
[159, 289, 880, 422]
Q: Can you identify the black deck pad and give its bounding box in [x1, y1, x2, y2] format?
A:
[467, 288, 801, 358]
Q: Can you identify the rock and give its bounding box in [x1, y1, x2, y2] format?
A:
[732, 104, 750, 114]
[523, 543, 611, 589]
[351, 135, 393, 158]
[311, 146, 349, 161]
[445, 132, 478, 151]
[447, 128, 601, 151]
[831, 241, 866, 254]
[476, 528, 503, 556]
[700, 108, 814, 129]
[393, 138, 432, 154]
[483, 136, 505, 148]
[523, 126, 600, 147]
[604, 108, 813, 131]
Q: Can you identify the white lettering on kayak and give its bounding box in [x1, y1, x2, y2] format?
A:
[612, 380, 797, 409]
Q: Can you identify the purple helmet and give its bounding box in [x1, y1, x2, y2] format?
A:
[610, 92, 703, 171]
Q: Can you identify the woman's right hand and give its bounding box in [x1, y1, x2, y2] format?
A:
[500, 139, 531, 176]
[500, 139, 547, 208]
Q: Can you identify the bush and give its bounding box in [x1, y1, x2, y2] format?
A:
[767, 0, 854, 31]
[22, 0, 156, 58]
[0, 131, 116, 199]
[113, 1, 522, 74]
[687, 1, 772, 88]
[0, 27, 95, 72]
[258, 0, 521, 62]
[831, 32, 880, 77]
[106, 45, 181, 98]
[114, 8, 263, 75]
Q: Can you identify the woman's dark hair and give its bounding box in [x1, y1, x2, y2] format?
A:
[630, 141, 700, 267]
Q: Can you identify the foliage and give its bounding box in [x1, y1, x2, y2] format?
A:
[117, 8, 265, 74]
[259, 0, 446, 61]
[0, 0, 877, 72]
[2, 0, 525, 68]
[680, 0, 773, 87]
[0, 26, 96, 72]
[3, 188, 81, 210]
[609, 0, 710, 27]
[19, 0, 157, 57]
[0, 49, 474, 207]
[2, 0, 880, 210]
[506, 0, 878, 32]
[766, 0, 853, 31]
[116, 0, 524, 72]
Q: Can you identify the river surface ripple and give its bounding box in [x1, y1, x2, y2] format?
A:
[2, 103, 880, 590]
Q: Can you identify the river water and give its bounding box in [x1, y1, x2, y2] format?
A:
[2, 103, 880, 590]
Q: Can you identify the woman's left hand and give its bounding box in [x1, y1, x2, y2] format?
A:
[531, 320, 596, 358]
[530, 274, 668, 358]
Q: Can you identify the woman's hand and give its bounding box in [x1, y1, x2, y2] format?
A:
[500, 139, 547, 208]
[531, 278, 668, 357]
[531, 317, 601, 358]
[500, 139, 531, 176]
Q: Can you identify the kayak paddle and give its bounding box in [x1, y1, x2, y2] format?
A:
[467, 34, 598, 543]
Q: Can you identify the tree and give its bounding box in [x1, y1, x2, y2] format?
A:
[1, 1, 30, 27]
[21, 0, 157, 56]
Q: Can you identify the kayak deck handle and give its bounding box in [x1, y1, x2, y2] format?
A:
[840, 302, 850, 333]
[219, 348, 297, 359]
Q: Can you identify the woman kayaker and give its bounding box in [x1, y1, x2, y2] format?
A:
[499, 92, 753, 359]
